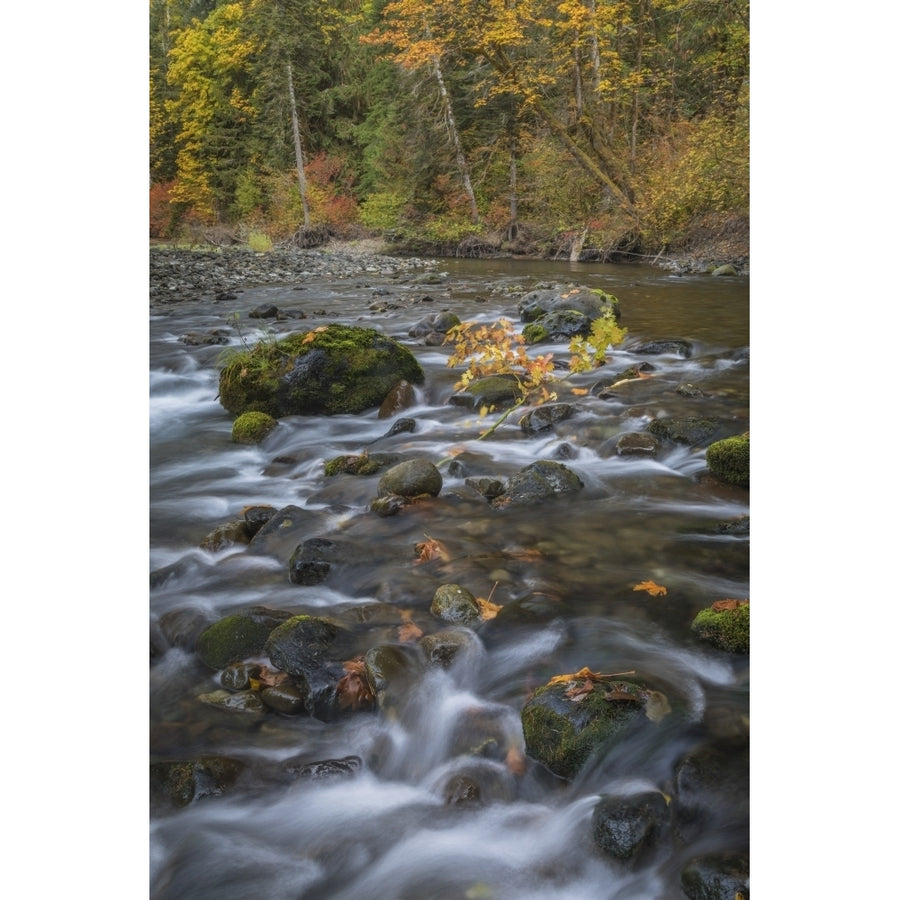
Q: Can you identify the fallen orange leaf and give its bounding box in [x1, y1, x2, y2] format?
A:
[633, 580, 668, 597]
[711, 598, 748, 611]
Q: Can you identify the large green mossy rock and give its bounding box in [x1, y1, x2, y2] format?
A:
[196, 607, 293, 670]
[218, 324, 425, 417]
[706, 435, 750, 487]
[691, 602, 749, 654]
[521, 680, 654, 780]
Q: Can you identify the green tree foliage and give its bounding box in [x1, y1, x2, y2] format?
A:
[149, 0, 749, 247]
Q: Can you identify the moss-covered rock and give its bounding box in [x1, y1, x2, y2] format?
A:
[231, 411, 277, 444]
[196, 607, 293, 670]
[690, 602, 749, 654]
[522, 309, 592, 344]
[493, 460, 584, 507]
[218, 324, 424, 417]
[521, 680, 653, 780]
[647, 416, 720, 446]
[706, 435, 749, 487]
[150, 757, 244, 810]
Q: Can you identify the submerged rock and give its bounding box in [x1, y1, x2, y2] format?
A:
[196, 607, 293, 670]
[431, 584, 481, 627]
[680, 852, 750, 899]
[492, 460, 584, 507]
[591, 791, 671, 861]
[150, 757, 245, 810]
[377, 458, 442, 499]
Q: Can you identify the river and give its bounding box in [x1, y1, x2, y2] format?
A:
[149, 255, 749, 899]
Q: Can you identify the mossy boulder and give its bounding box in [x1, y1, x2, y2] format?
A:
[706, 435, 750, 487]
[691, 602, 749, 654]
[521, 679, 655, 780]
[522, 309, 592, 344]
[518, 287, 621, 324]
[448, 374, 524, 410]
[218, 324, 425, 417]
[647, 416, 720, 446]
[196, 607, 293, 670]
[231, 411, 277, 444]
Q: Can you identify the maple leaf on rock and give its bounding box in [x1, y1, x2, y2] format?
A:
[633, 580, 667, 597]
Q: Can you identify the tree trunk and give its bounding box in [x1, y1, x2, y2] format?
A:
[507, 131, 518, 240]
[285, 61, 311, 227]
[431, 55, 480, 225]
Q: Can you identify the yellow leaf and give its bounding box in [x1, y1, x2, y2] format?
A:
[571, 387, 589, 395]
[476, 597, 503, 620]
[633, 580, 668, 597]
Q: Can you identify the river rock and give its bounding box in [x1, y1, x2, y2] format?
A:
[150, 757, 245, 810]
[521, 679, 655, 780]
[690, 601, 749, 654]
[378, 380, 417, 418]
[616, 432, 661, 457]
[196, 607, 293, 670]
[492, 460, 584, 507]
[285, 755, 363, 781]
[448, 374, 524, 409]
[420, 627, 482, 669]
[633, 339, 693, 357]
[647, 416, 720, 446]
[431, 584, 481, 626]
[377, 458, 442, 498]
[519, 403, 575, 433]
[324, 452, 402, 476]
[518, 287, 621, 324]
[591, 791, 671, 861]
[218, 324, 425, 417]
[364, 643, 424, 714]
[260, 683, 307, 714]
[243, 505, 276, 536]
[680, 852, 750, 899]
[408, 311, 461, 342]
[523, 309, 592, 344]
[158, 608, 215, 651]
[197, 689, 266, 714]
[672, 741, 750, 843]
[220, 662, 262, 691]
[231, 411, 277, 444]
[706, 435, 749, 487]
[245, 504, 331, 559]
[200, 519, 251, 551]
[263, 615, 343, 673]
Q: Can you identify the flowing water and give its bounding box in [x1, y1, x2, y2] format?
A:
[150, 257, 749, 899]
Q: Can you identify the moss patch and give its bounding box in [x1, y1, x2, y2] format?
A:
[706, 435, 749, 487]
[691, 603, 749, 653]
[232, 411, 277, 444]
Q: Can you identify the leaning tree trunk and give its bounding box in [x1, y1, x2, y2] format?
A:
[286, 61, 311, 227]
[431, 54, 480, 225]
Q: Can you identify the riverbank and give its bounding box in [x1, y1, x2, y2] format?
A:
[150, 216, 748, 307]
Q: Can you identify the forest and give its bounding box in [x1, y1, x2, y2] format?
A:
[149, 0, 749, 261]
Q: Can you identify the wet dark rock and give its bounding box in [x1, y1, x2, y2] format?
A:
[158, 608, 214, 651]
[370, 494, 406, 516]
[408, 311, 461, 341]
[377, 458, 442, 499]
[676, 382, 706, 398]
[716, 515, 749, 535]
[197, 689, 266, 714]
[378, 380, 417, 419]
[442, 774, 481, 805]
[680, 852, 750, 900]
[633, 339, 693, 357]
[285, 755, 363, 781]
[492, 460, 584, 508]
[196, 607, 293, 670]
[431, 584, 481, 626]
[288, 556, 331, 586]
[324, 452, 402, 477]
[243, 505, 276, 537]
[521, 679, 653, 780]
[523, 309, 592, 344]
[420, 628, 482, 669]
[220, 662, 262, 691]
[199, 519, 251, 551]
[518, 286, 620, 324]
[263, 615, 343, 674]
[150, 757, 245, 810]
[647, 416, 720, 446]
[590, 791, 671, 861]
[440, 761, 516, 805]
[519, 403, 575, 433]
[616, 432, 661, 457]
[180, 330, 230, 346]
[381, 417, 416, 438]
[672, 741, 750, 843]
[364, 643, 424, 713]
[245, 504, 330, 559]
[260, 683, 307, 714]
[249, 304, 278, 318]
[465, 477, 506, 500]
[448, 373, 524, 410]
[553, 442, 577, 459]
